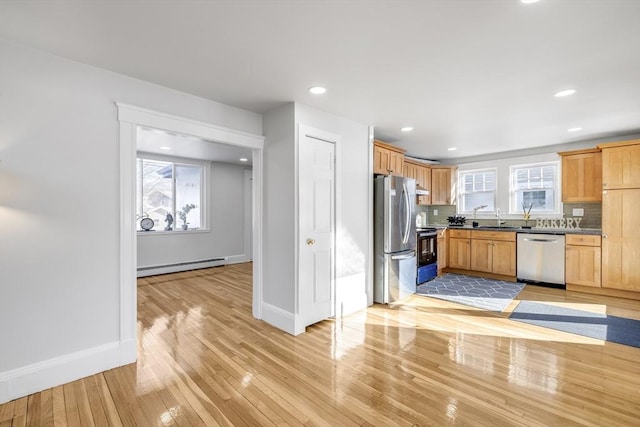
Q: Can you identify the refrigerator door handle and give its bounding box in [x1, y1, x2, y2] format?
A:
[401, 182, 411, 245]
[391, 250, 416, 261]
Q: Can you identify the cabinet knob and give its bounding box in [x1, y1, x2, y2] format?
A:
[306, 238, 316, 246]
[602, 234, 607, 239]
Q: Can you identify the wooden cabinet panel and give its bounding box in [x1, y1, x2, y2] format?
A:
[418, 166, 432, 205]
[471, 230, 516, 242]
[470, 237, 516, 276]
[602, 188, 640, 291]
[566, 245, 601, 287]
[560, 149, 602, 202]
[374, 145, 391, 175]
[389, 151, 404, 176]
[566, 234, 601, 246]
[437, 229, 447, 273]
[449, 237, 470, 270]
[492, 240, 516, 276]
[601, 142, 640, 189]
[374, 139, 405, 176]
[470, 239, 492, 272]
[431, 167, 453, 205]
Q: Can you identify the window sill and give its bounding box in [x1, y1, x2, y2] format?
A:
[137, 229, 210, 235]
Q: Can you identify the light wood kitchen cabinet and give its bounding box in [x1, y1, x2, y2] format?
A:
[599, 140, 640, 190]
[374, 139, 405, 176]
[431, 167, 454, 205]
[470, 231, 516, 277]
[601, 188, 640, 292]
[437, 228, 447, 274]
[448, 229, 470, 270]
[558, 148, 602, 202]
[565, 234, 601, 288]
[404, 159, 431, 205]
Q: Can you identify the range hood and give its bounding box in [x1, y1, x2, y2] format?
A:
[416, 186, 430, 195]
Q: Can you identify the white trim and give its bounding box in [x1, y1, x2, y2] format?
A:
[261, 303, 301, 336]
[117, 103, 264, 149]
[117, 104, 265, 338]
[243, 169, 253, 262]
[225, 254, 247, 265]
[252, 150, 263, 319]
[367, 126, 375, 306]
[0, 340, 134, 405]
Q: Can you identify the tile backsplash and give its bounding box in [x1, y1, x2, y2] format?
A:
[416, 202, 602, 229]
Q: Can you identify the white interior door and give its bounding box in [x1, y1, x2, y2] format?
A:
[298, 126, 336, 329]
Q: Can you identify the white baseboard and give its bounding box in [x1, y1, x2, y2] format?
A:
[261, 303, 303, 336]
[0, 339, 136, 405]
[136, 255, 250, 278]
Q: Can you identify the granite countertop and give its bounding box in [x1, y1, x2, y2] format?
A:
[430, 224, 602, 235]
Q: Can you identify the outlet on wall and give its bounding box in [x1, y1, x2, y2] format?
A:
[433, 209, 438, 216]
[573, 208, 584, 217]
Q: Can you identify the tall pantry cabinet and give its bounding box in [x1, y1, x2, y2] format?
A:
[599, 140, 640, 293]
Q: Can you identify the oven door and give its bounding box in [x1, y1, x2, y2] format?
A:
[418, 232, 437, 267]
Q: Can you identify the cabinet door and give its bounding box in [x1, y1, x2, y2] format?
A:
[417, 166, 432, 205]
[437, 232, 447, 272]
[602, 144, 640, 189]
[492, 240, 516, 276]
[389, 151, 404, 176]
[373, 145, 390, 175]
[449, 238, 470, 269]
[431, 168, 452, 205]
[470, 239, 492, 272]
[602, 189, 640, 291]
[566, 245, 601, 287]
[562, 152, 602, 202]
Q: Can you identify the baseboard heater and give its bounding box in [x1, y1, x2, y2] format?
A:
[137, 258, 226, 277]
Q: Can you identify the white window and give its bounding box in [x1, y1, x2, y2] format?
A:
[510, 162, 560, 215]
[136, 157, 205, 231]
[458, 169, 496, 214]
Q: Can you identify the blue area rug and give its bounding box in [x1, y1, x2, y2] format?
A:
[416, 274, 525, 312]
[510, 301, 640, 348]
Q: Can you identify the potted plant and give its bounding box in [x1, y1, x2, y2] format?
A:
[178, 203, 196, 230]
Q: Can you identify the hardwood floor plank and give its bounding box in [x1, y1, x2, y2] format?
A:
[2, 262, 639, 426]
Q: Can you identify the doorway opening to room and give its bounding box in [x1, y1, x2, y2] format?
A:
[117, 103, 264, 362]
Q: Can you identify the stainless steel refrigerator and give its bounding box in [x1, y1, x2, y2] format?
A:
[374, 175, 417, 303]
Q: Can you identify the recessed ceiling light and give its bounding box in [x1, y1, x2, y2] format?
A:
[567, 127, 583, 132]
[401, 127, 414, 132]
[239, 158, 248, 162]
[308, 86, 327, 95]
[448, 147, 457, 151]
[554, 89, 576, 97]
[160, 146, 171, 150]
[521, 0, 540, 4]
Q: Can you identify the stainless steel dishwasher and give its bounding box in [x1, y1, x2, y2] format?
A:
[517, 233, 566, 288]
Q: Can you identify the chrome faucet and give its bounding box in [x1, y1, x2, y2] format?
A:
[472, 204, 487, 219]
[496, 208, 506, 226]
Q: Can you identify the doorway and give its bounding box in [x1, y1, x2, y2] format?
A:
[116, 103, 264, 362]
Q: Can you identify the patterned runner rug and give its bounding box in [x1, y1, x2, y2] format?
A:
[416, 273, 525, 312]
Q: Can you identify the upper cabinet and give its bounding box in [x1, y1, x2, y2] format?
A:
[431, 166, 455, 205]
[598, 140, 640, 189]
[373, 139, 405, 176]
[403, 158, 431, 205]
[558, 148, 602, 202]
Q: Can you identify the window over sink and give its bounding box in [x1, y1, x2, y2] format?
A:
[458, 168, 496, 214]
[509, 161, 560, 215]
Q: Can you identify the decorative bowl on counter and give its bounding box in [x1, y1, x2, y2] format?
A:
[447, 215, 466, 226]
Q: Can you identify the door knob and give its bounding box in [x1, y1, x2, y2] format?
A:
[306, 238, 316, 246]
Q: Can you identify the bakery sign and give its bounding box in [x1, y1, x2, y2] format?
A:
[535, 217, 583, 229]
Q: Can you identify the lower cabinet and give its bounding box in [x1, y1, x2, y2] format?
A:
[565, 234, 601, 287]
[470, 231, 516, 277]
[448, 229, 470, 270]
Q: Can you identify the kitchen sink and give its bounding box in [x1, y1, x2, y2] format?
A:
[475, 225, 521, 230]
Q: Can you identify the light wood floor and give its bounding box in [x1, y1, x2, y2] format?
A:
[2, 263, 639, 426]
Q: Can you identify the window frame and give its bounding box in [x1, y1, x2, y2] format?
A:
[136, 153, 210, 233]
[457, 168, 498, 215]
[509, 160, 561, 216]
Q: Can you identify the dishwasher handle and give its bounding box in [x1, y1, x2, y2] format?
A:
[522, 237, 560, 243]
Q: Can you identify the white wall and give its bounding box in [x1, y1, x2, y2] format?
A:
[137, 161, 251, 272]
[261, 103, 370, 332]
[0, 40, 261, 403]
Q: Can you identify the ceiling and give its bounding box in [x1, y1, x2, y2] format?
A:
[1, 0, 639, 161]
